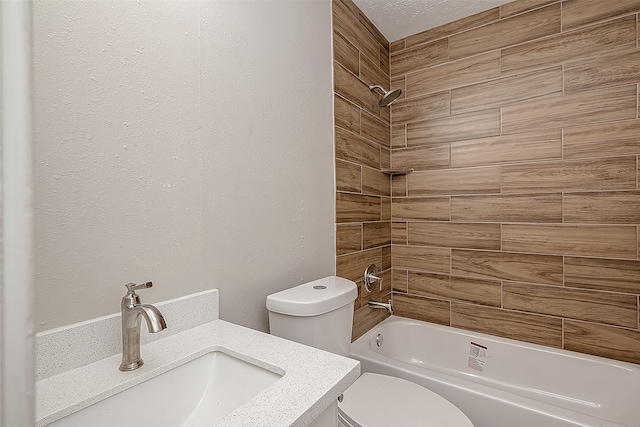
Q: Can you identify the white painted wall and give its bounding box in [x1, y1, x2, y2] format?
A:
[33, 0, 335, 333]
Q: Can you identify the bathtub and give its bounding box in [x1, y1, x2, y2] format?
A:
[350, 316, 639, 427]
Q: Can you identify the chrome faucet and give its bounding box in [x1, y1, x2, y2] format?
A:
[119, 282, 167, 371]
[368, 299, 393, 315]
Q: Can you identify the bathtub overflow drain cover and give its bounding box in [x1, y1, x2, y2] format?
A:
[313, 285, 327, 290]
[376, 333, 383, 347]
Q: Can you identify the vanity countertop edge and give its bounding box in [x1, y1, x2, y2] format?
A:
[36, 319, 361, 427]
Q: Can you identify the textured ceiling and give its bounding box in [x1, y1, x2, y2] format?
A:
[352, 0, 513, 42]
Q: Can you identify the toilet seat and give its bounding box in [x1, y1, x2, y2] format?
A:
[338, 373, 474, 427]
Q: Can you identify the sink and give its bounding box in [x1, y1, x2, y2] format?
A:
[48, 351, 282, 426]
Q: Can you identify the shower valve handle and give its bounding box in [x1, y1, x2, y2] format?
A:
[364, 264, 383, 293]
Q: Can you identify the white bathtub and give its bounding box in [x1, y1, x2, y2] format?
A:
[350, 316, 639, 427]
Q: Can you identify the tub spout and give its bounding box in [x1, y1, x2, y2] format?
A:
[369, 299, 393, 315]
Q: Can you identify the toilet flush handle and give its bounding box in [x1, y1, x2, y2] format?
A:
[364, 264, 383, 293]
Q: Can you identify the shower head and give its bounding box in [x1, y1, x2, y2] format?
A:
[369, 85, 402, 107]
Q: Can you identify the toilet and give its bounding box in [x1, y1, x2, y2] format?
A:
[266, 276, 474, 427]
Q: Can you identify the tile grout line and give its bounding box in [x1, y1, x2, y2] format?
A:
[449, 247, 453, 276]
[403, 123, 407, 148]
[404, 266, 637, 297]
[391, 150, 636, 173]
[403, 243, 639, 261]
[637, 294, 639, 330]
[560, 0, 563, 33]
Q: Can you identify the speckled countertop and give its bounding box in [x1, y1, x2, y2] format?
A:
[36, 319, 360, 427]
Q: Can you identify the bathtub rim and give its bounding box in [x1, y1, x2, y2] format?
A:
[349, 315, 638, 427]
[354, 315, 640, 372]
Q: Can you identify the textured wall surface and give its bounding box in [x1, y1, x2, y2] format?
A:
[389, 0, 640, 364]
[33, 0, 335, 332]
[332, 0, 393, 340]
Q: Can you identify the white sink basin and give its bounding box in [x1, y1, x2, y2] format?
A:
[48, 351, 282, 426]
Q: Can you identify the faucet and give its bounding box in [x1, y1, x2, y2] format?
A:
[119, 282, 167, 371]
[368, 299, 393, 315]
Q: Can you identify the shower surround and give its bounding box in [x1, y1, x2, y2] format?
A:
[334, 0, 640, 365]
[333, 0, 393, 340]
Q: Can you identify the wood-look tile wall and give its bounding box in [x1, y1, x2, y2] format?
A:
[389, 0, 640, 365]
[333, 0, 392, 340]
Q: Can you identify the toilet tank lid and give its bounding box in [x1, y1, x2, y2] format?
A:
[266, 276, 358, 316]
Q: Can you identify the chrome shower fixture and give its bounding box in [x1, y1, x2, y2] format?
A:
[369, 85, 402, 107]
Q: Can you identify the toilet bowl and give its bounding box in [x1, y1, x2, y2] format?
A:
[266, 276, 474, 427]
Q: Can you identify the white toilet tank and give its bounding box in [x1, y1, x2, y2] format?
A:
[266, 276, 358, 357]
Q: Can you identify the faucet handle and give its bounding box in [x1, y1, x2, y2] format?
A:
[125, 282, 153, 294]
[364, 264, 383, 293]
